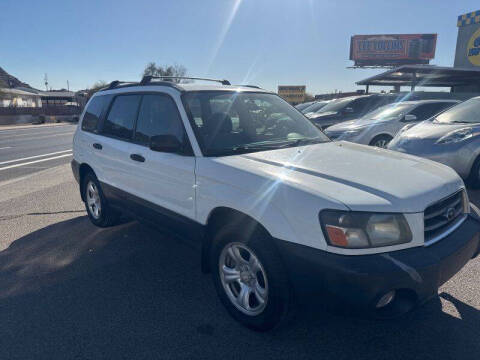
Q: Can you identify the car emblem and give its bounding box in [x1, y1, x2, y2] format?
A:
[444, 207, 456, 221]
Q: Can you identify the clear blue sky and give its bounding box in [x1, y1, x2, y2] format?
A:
[1, 0, 478, 94]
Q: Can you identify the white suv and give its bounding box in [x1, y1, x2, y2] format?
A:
[72, 77, 480, 331]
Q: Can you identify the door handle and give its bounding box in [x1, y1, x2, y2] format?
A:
[92, 143, 102, 150]
[130, 154, 145, 163]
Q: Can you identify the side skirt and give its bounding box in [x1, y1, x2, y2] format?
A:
[100, 181, 205, 242]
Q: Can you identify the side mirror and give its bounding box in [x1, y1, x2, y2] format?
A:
[149, 135, 183, 153]
[403, 114, 417, 122]
[344, 107, 354, 114]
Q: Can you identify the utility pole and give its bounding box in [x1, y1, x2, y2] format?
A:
[67, 80, 69, 91]
[44, 74, 49, 91]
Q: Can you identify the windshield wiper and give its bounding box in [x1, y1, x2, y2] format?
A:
[207, 143, 289, 156]
[288, 137, 327, 147]
[206, 138, 326, 156]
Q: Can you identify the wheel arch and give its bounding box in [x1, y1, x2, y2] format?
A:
[369, 133, 393, 146]
[79, 163, 96, 201]
[201, 207, 274, 274]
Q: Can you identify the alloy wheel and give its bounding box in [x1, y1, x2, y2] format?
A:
[86, 181, 102, 219]
[219, 243, 268, 316]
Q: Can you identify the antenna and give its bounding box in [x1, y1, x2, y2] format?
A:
[44, 74, 49, 91]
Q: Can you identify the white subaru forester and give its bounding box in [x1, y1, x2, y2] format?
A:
[72, 77, 480, 331]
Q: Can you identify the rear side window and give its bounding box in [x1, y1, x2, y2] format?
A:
[134, 94, 185, 146]
[410, 103, 451, 120]
[82, 96, 107, 133]
[103, 95, 141, 140]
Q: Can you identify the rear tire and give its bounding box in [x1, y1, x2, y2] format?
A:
[369, 134, 393, 148]
[210, 223, 293, 331]
[82, 172, 119, 227]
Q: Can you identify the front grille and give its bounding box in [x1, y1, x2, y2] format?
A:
[424, 191, 465, 242]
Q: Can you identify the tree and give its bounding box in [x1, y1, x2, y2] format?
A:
[142, 63, 189, 83]
[87, 80, 108, 99]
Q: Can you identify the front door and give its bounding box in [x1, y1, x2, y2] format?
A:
[127, 93, 196, 221]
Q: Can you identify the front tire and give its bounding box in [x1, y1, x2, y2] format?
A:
[210, 223, 293, 331]
[369, 134, 393, 148]
[82, 172, 118, 227]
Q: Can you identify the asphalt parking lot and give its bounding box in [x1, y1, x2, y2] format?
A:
[1, 162, 480, 359]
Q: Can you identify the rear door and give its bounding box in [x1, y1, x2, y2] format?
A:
[75, 94, 112, 180]
[128, 93, 196, 220]
[96, 94, 141, 193]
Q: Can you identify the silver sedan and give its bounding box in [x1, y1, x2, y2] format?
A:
[388, 96, 480, 185]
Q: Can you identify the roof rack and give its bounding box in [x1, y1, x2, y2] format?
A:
[98, 80, 137, 91]
[140, 76, 231, 86]
[98, 79, 183, 92]
[238, 85, 261, 89]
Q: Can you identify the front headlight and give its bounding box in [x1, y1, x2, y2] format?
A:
[319, 210, 412, 248]
[436, 127, 476, 144]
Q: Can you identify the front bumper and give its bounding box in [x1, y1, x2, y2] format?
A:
[274, 215, 480, 316]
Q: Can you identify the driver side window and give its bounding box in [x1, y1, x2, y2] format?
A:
[134, 94, 186, 146]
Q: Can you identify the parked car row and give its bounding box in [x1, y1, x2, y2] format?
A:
[389, 96, 480, 185]
[324, 100, 459, 147]
[296, 94, 480, 186]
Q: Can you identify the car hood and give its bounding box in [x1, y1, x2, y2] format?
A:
[390, 121, 480, 150]
[400, 121, 479, 140]
[215, 142, 463, 213]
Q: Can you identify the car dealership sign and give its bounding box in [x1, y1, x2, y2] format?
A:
[455, 10, 480, 68]
[278, 85, 306, 104]
[350, 34, 437, 67]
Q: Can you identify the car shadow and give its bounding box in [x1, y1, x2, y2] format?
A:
[0, 216, 479, 359]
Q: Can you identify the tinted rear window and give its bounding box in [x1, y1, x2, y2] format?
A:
[102, 95, 141, 140]
[82, 95, 109, 133]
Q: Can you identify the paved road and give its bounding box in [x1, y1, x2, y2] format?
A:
[0, 163, 480, 359]
[0, 124, 76, 183]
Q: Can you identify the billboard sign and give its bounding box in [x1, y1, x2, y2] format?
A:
[278, 85, 306, 104]
[455, 10, 480, 68]
[350, 34, 437, 66]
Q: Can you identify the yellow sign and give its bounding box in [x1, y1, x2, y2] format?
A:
[467, 28, 480, 66]
[278, 85, 306, 104]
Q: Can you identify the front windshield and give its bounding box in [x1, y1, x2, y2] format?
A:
[182, 91, 329, 156]
[434, 98, 480, 124]
[317, 98, 353, 113]
[302, 102, 327, 114]
[366, 103, 413, 121]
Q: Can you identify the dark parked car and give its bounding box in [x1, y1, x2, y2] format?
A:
[306, 94, 400, 129]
